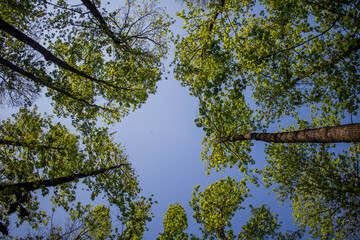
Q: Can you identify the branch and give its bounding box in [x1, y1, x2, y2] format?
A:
[80, 0, 126, 49]
[292, 37, 360, 83]
[201, 0, 226, 57]
[254, 17, 340, 64]
[208, 0, 226, 34]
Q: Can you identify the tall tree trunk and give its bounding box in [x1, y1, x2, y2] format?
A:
[0, 56, 110, 112]
[218, 123, 360, 143]
[0, 17, 132, 91]
[0, 164, 127, 193]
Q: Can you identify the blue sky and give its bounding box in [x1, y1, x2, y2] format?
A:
[114, 0, 301, 238]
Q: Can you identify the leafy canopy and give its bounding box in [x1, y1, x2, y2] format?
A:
[173, 0, 360, 238]
[1, 0, 172, 127]
[0, 107, 155, 238]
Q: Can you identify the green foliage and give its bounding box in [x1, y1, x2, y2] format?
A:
[158, 203, 189, 240]
[190, 177, 249, 239]
[174, 0, 360, 170]
[159, 183, 303, 240]
[15, 204, 112, 239]
[238, 204, 304, 240]
[174, 0, 360, 238]
[263, 141, 360, 239]
[0, 108, 154, 238]
[118, 196, 155, 240]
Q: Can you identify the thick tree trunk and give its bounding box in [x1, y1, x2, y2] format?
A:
[218, 123, 360, 143]
[0, 17, 131, 91]
[0, 56, 110, 111]
[0, 164, 127, 193]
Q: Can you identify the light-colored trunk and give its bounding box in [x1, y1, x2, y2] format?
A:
[219, 123, 360, 143]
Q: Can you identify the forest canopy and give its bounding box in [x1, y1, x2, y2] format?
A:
[1, 0, 360, 239]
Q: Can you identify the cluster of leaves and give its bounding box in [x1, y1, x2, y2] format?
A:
[0, 0, 172, 238]
[172, 0, 360, 239]
[159, 177, 303, 240]
[263, 142, 360, 239]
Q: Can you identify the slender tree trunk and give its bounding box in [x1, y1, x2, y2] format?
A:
[0, 56, 111, 112]
[81, 0, 127, 49]
[217, 226, 228, 240]
[0, 164, 127, 193]
[81, 0, 156, 62]
[0, 138, 65, 151]
[0, 17, 131, 91]
[208, 0, 225, 33]
[218, 123, 360, 143]
[217, 207, 228, 240]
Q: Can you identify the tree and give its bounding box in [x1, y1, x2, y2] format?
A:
[238, 204, 304, 240]
[158, 203, 189, 240]
[190, 177, 248, 240]
[262, 140, 360, 239]
[190, 177, 254, 240]
[173, 0, 360, 238]
[174, 0, 360, 169]
[0, 108, 154, 238]
[0, 0, 171, 126]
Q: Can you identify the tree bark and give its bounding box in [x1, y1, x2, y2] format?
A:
[218, 123, 360, 143]
[0, 17, 132, 91]
[0, 164, 127, 193]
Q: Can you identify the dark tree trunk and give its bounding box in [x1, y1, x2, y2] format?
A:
[81, 0, 127, 50]
[0, 138, 65, 151]
[218, 123, 360, 143]
[0, 17, 131, 91]
[0, 164, 127, 193]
